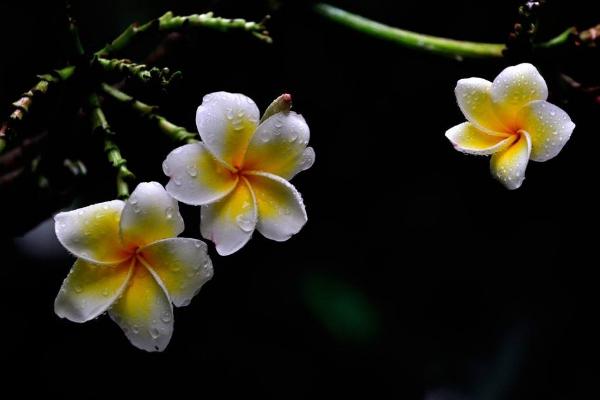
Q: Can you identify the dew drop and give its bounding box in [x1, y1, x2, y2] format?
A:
[165, 207, 174, 220]
[150, 328, 160, 339]
[101, 288, 110, 297]
[186, 164, 198, 177]
[162, 160, 171, 175]
[74, 285, 83, 294]
[173, 178, 182, 186]
[236, 214, 254, 232]
[160, 311, 172, 323]
[226, 108, 233, 120]
[132, 325, 139, 334]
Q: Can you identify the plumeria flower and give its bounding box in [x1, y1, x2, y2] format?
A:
[445, 63, 575, 189]
[163, 92, 315, 255]
[54, 182, 213, 352]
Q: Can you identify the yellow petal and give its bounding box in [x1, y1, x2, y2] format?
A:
[446, 122, 516, 155]
[490, 131, 532, 190]
[517, 100, 575, 162]
[109, 262, 174, 352]
[200, 178, 257, 256]
[139, 238, 213, 307]
[491, 63, 548, 124]
[120, 182, 184, 249]
[196, 92, 260, 169]
[163, 142, 238, 205]
[455, 78, 509, 135]
[54, 200, 130, 265]
[243, 112, 314, 179]
[244, 171, 307, 242]
[55, 258, 134, 323]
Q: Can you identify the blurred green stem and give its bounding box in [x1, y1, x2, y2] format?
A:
[95, 11, 271, 57]
[88, 93, 135, 198]
[100, 83, 197, 143]
[314, 3, 576, 59]
[1, 11, 269, 155]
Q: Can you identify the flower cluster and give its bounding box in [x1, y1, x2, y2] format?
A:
[54, 92, 315, 351]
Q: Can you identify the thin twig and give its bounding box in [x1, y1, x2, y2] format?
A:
[100, 83, 197, 143]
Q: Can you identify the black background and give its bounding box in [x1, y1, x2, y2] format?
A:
[1, 0, 599, 398]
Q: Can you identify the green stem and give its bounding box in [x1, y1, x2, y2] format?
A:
[95, 11, 271, 57]
[88, 93, 135, 198]
[314, 3, 577, 59]
[1, 11, 269, 155]
[100, 83, 197, 143]
[95, 57, 181, 88]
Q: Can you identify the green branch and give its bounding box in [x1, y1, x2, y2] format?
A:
[100, 83, 197, 143]
[95, 11, 271, 57]
[95, 57, 182, 88]
[314, 3, 579, 59]
[88, 93, 135, 198]
[1, 11, 270, 155]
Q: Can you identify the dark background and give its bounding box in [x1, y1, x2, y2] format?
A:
[1, 0, 598, 398]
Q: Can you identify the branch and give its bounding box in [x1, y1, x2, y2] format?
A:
[95, 11, 271, 58]
[88, 93, 135, 198]
[1, 11, 270, 155]
[314, 3, 585, 59]
[95, 57, 182, 89]
[100, 83, 197, 143]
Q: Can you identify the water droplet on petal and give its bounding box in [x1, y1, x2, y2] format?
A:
[74, 285, 83, 294]
[165, 207, 174, 220]
[150, 327, 160, 339]
[160, 311, 172, 323]
[162, 160, 171, 175]
[236, 214, 254, 232]
[186, 164, 198, 177]
[132, 325, 140, 334]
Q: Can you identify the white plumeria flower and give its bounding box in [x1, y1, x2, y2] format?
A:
[163, 92, 315, 255]
[54, 182, 213, 352]
[445, 63, 575, 189]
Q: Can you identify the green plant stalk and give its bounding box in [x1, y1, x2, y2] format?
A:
[314, 3, 576, 58]
[88, 93, 135, 198]
[95, 57, 181, 88]
[95, 11, 271, 57]
[100, 83, 197, 143]
[1, 11, 269, 155]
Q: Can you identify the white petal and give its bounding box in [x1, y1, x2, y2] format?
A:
[163, 142, 238, 206]
[109, 262, 174, 352]
[54, 200, 129, 265]
[446, 122, 517, 155]
[491, 63, 548, 120]
[196, 91, 260, 169]
[244, 171, 307, 241]
[139, 238, 213, 307]
[490, 131, 532, 190]
[200, 178, 257, 256]
[120, 182, 184, 249]
[455, 78, 509, 135]
[55, 258, 134, 323]
[517, 100, 575, 162]
[243, 111, 313, 179]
